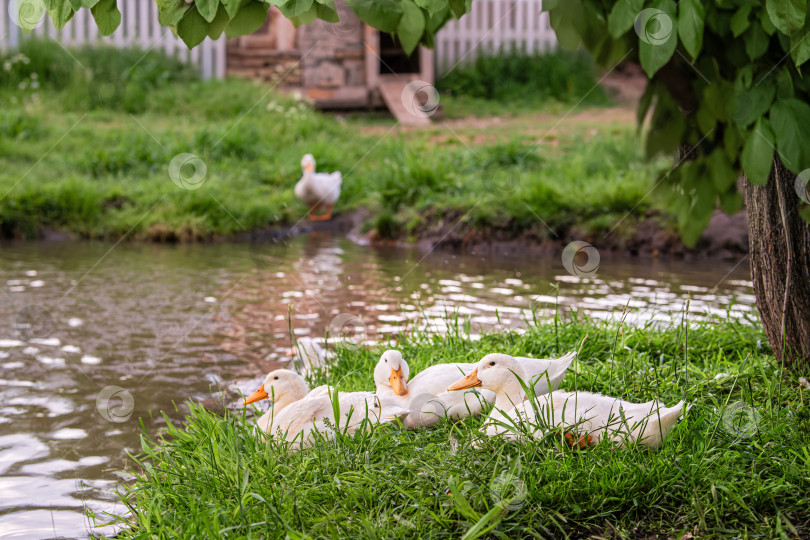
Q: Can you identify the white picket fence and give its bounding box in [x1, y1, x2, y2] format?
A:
[0, 0, 226, 79]
[0, 0, 553, 80]
[435, 0, 556, 75]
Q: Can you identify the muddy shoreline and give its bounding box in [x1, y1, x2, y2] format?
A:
[27, 207, 748, 262]
[306, 207, 748, 262]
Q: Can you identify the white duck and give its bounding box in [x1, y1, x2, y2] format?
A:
[244, 369, 407, 446]
[447, 355, 685, 449]
[373, 350, 575, 429]
[295, 154, 342, 221]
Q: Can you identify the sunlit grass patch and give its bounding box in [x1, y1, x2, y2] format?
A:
[108, 315, 810, 538]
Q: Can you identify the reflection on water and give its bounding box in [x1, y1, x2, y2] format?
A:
[0, 235, 753, 538]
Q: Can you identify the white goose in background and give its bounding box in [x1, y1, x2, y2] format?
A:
[373, 350, 575, 429]
[295, 154, 342, 221]
[447, 355, 686, 449]
[244, 369, 408, 446]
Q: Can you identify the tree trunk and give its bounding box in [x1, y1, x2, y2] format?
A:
[744, 157, 810, 370]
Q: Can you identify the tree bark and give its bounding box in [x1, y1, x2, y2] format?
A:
[744, 157, 810, 369]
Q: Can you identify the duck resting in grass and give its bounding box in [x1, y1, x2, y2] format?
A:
[447, 354, 686, 449]
[295, 154, 341, 221]
[373, 350, 575, 429]
[244, 369, 408, 446]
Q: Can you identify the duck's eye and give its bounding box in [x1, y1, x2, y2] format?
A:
[273, 376, 279, 380]
[384, 359, 387, 363]
[489, 361, 496, 366]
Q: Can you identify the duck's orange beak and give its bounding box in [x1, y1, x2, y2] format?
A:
[447, 368, 482, 391]
[389, 368, 407, 396]
[304, 163, 314, 172]
[244, 383, 269, 405]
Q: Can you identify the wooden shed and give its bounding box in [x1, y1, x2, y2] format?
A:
[226, 0, 435, 123]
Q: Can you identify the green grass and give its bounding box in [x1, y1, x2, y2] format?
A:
[0, 40, 671, 242]
[107, 314, 810, 539]
[437, 49, 611, 118]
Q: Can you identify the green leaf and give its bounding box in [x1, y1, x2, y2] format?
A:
[776, 69, 795, 99]
[548, 0, 585, 50]
[770, 98, 810, 171]
[222, 0, 249, 19]
[765, 0, 806, 35]
[157, 0, 192, 26]
[414, 0, 446, 17]
[731, 81, 775, 128]
[208, 4, 230, 38]
[225, 1, 268, 38]
[346, 0, 404, 33]
[448, 0, 469, 18]
[724, 123, 742, 161]
[744, 23, 770, 61]
[398, 0, 425, 55]
[90, 0, 121, 36]
[762, 8, 777, 35]
[676, 160, 715, 248]
[703, 81, 733, 122]
[696, 103, 717, 134]
[678, 0, 704, 59]
[707, 147, 738, 192]
[790, 29, 810, 67]
[638, 0, 678, 77]
[315, 0, 339, 23]
[426, 8, 451, 35]
[177, 7, 209, 48]
[730, 5, 751, 37]
[277, 0, 315, 18]
[196, 0, 220, 22]
[289, 7, 318, 26]
[70, 0, 101, 9]
[741, 117, 775, 185]
[607, 0, 644, 38]
[44, 0, 74, 28]
[720, 190, 743, 214]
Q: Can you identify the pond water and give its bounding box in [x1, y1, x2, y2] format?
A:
[0, 235, 753, 538]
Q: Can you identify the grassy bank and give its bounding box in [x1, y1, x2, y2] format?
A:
[0, 41, 672, 243]
[110, 315, 810, 538]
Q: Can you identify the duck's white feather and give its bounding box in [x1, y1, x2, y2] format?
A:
[454, 355, 685, 449]
[295, 154, 342, 209]
[373, 350, 574, 428]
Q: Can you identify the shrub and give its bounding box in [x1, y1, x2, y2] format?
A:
[438, 48, 609, 105]
[0, 39, 198, 113]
